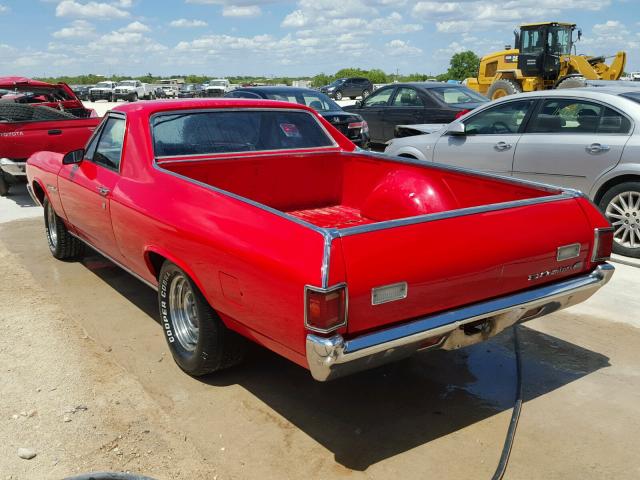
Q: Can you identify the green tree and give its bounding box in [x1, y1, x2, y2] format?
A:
[445, 51, 480, 81]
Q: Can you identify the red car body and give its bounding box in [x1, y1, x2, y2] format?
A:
[26, 99, 615, 381]
[0, 77, 100, 195]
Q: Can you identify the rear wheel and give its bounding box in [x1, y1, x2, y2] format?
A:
[486, 79, 522, 100]
[43, 198, 84, 260]
[158, 262, 246, 376]
[334, 90, 343, 100]
[556, 76, 586, 89]
[599, 182, 640, 258]
[130, 93, 138, 102]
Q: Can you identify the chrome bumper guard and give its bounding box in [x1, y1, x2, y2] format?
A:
[306, 263, 614, 381]
[0, 158, 27, 177]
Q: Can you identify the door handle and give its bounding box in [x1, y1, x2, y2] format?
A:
[586, 143, 610, 154]
[494, 141, 512, 151]
[48, 129, 62, 135]
[97, 186, 110, 197]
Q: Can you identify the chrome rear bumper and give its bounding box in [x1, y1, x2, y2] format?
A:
[306, 263, 614, 381]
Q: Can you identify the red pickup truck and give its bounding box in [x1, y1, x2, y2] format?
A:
[0, 77, 100, 195]
[26, 99, 615, 381]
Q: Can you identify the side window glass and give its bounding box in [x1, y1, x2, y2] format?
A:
[391, 88, 424, 107]
[465, 100, 532, 134]
[599, 107, 630, 134]
[91, 117, 125, 171]
[362, 88, 393, 107]
[530, 99, 605, 134]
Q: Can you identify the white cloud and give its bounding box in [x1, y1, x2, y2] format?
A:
[0, 4, 9, 14]
[52, 19, 95, 38]
[223, 5, 261, 16]
[169, 18, 208, 27]
[121, 21, 150, 32]
[385, 39, 422, 56]
[282, 10, 307, 28]
[55, 0, 131, 19]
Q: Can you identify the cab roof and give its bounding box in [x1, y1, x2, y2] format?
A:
[520, 22, 576, 28]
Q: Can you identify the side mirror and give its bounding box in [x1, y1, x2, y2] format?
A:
[63, 148, 85, 165]
[355, 100, 363, 108]
[577, 28, 582, 41]
[446, 122, 466, 135]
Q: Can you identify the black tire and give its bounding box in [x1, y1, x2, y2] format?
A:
[0, 174, 9, 197]
[89, 96, 95, 102]
[362, 89, 370, 98]
[130, 93, 138, 102]
[598, 181, 640, 258]
[0, 103, 75, 122]
[556, 76, 587, 89]
[486, 79, 522, 100]
[110, 94, 115, 102]
[350, 96, 356, 100]
[158, 262, 246, 376]
[43, 198, 84, 260]
[334, 90, 343, 100]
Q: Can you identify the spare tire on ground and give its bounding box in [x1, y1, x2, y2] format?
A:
[0, 103, 76, 122]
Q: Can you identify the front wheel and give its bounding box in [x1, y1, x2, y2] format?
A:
[43, 198, 84, 260]
[158, 262, 246, 376]
[334, 90, 343, 100]
[599, 182, 640, 258]
[486, 79, 522, 100]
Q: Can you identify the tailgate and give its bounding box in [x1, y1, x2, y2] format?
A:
[339, 198, 594, 335]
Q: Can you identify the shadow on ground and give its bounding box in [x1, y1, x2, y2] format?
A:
[79, 251, 610, 470]
[2, 183, 38, 207]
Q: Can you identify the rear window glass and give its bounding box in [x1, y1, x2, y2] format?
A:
[152, 110, 334, 157]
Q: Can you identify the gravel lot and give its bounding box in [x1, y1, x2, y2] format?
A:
[1, 104, 639, 478]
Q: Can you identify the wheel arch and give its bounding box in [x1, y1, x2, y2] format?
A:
[31, 179, 46, 206]
[592, 173, 640, 205]
[143, 247, 210, 298]
[391, 146, 427, 161]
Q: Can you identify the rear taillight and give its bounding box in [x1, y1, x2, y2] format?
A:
[592, 227, 614, 262]
[455, 109, 471, 119]
[305, 284, 347, 334]
[348, 120, 369, 134]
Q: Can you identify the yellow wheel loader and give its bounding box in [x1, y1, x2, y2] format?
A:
[465, 22, 626, 99]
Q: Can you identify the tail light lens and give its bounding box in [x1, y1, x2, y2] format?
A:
[348, 120, 369, 134]
[455, 109, 471, 119]
[592, 227, 614, 262]
[305, 284, 347, 334]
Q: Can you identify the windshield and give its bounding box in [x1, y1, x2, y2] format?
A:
[210, 81, 227, 86]
[429, 86, 488, 105]
[117, 81, 136, 87]
[265, 91, 340, 111]
[96, 82, 112, 88]
[152, 110, 334, 157]
[548, 26, 572, 55]
[620, 92, 640, 104]
[329, 78, 346, 86]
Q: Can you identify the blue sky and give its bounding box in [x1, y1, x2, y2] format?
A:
[0, 0, 638, 78]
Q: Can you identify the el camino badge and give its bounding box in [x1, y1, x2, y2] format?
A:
[528, 262, 582, 281]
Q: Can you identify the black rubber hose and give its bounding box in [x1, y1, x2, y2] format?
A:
[63, 473, 158, 480]
[491, 326, 523, 480]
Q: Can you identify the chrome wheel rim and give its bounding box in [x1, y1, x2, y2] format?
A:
[605, 190, 640, 249]
[46, 204, 58, 249]
[168, 274, 199, 352]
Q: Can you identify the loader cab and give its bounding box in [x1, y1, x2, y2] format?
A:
[517, 23, 575, 80]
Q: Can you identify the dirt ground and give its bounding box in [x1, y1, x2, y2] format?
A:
[1, 195, 640, 479]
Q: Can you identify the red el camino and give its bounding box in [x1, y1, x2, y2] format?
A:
[26, 98, 614, 381]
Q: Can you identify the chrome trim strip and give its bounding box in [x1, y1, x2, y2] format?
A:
[69, 232, 158, 291]
[156, 148, 343, 165]
[557, 243, 581, 261]
[337, 192, 575, 237]
[303, 283, 348, 334]
[306, 263, 614, 381]
[320, 229, 339, 288]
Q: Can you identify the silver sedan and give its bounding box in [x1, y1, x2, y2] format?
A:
[385, 87, 640, 258]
